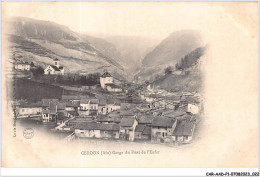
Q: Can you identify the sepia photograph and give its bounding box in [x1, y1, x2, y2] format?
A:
[1, 1, 258, 171]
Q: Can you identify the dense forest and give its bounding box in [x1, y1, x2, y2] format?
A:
[37, 73, 101, 86]
[175, 45, 207, 70]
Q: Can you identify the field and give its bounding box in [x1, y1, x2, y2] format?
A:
[12, 78, 63, 102]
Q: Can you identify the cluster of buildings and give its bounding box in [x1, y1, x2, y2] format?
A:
[100, 72, 123, 93]
[14, 88, 200, 144]
[14, 62, 31, 71]
[72, 109, 196, 144]
[13, 57, 201, 145]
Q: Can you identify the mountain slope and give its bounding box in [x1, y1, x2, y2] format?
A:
[150, 45, 208, 93]
[136, 30, 204, 81]
[105, 36, 158, 73]
[6, 17, 128, 80]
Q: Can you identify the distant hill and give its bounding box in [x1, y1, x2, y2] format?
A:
[105, 36, 158, 74]
[150, 45, 208, 93]
[135, 30, 205, 81]
[6, 17, 128, 80]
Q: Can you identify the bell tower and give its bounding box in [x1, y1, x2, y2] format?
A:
[53, 58, 60, 68]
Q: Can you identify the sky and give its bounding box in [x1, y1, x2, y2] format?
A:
[2, 2, 257, 40]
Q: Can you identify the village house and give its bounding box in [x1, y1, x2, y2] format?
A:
[100, 124, 120, 139]
[100, 71, 122, 92]
[100, 72, 113, 89]
[42, 101, 64, 123]
[187, 104, 199, 114]
[172, 119, 196, 143]
[42, 109, 57, 124]
[14, 62, 30, 71]
[44, 58, 64, 75]
[106, 84, 123, 92]
[137, 114, 153, 126]
[64, 101, 80, 112]
[96, 116, 120, 124]
[134, 125, 151, 140]
[106, 103, 121, 114]
[98, 99, 107, 115]
[151, 116, 177, 143]
[16, 102, 42, 118]
[119, 117, 138, 141]
[68, 117, 94, 126]
[79, 99, 98, 116]
[74, 122, 101, 138]
[162, 110, 186, 119]
[41, 99, 59, 109]
[96, 111, 122, 124]
[74, 122, 120, 139]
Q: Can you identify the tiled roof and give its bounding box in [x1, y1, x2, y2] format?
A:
[102, 117, 121, 123]
[62, 95, 81, 100]
[185, 97, 200, 104]
[98, 99, 107, 106]
[120, 117, 135, 127]
[152, 116, 176, 128]
[50, 65, 61, 71]
[53, 58, 59, 61]
[172, 120, 195, 136]
[135, 124, 146, 132]
[90, 99, 99, 104]
[162, 110, 186, 118]
[42, 109, 57, 114]
[120, 110, 135, 116]
[65, 101, 80, 107]
[41, 99, 59, 107]
[137, 115, 153, 124]
[143, 126, 151, 135]
[101, 72, 112, 78]
[75, 122, 119, 131]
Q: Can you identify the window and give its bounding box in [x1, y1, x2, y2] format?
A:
[22, 109, 24, 112]
[162, 132, 165, 137]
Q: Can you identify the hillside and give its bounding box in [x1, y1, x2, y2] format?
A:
[6, 17, 128, 80]
[150, 45, 208, 93]
[136, 30, 205, 81]
[105, 36, 158, 74]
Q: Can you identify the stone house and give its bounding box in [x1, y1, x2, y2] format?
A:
[151, 116, 177, 143]
[119, 117, 138, 141]
[172, 120, 196, 144]
[134, 125, 151, 140]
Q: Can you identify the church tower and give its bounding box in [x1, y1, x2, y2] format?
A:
[53, 58, 60, 68]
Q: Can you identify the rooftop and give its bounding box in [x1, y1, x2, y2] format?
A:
[49, 65, 61, 71]
[135, 124, 146, 132]
[120, 117, 136, 127]
[172, 120, 195, 136]
[101, 72, 112, 78]
[152, 116, 176, 128]
[75, 122, 119, 131]
[137, 115, 153, 124]
[62, 95, 81, 100]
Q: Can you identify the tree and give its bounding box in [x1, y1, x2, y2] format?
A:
[31, 66, 44, 77]
[165, 66, 173, 75]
